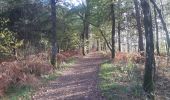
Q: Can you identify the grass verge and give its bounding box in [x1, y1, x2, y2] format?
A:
[99, 61, 143, 100]
[2, 85, 33, 100]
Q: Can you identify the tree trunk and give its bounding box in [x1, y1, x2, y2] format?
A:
[118, 22, 121, 52]
[85, 0, 90, 54]
[99, 29, 112, 52]
[154, 6, 160, 55]
[103, 42, 106, 51]
[78, 14, 112, 52]
[101, 43, 103, 51]
[84, 18, 90, 54]
[127, 32, 130, 52]
[117, 0, 121, 52]
[141, 0, 155, 98]
[57, 44, 60, 53]
[96, 39, 99, 51]
[150, 0, 170, 55]
[134, 0, 144, 54]
[81, 29, 85, 56]
[12, 48, 17, 57]
[111, 3, 115, 59]
[50, 0, 57, 66]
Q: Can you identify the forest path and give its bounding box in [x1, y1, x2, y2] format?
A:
[33, 52, 106, 100]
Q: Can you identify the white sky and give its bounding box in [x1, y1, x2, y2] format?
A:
[71, 0, 81, 5]
[66, 0, 84, 6]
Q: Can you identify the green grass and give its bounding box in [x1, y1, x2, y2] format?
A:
[42, 57, 76, 83]
[99, 62, 126, 99]
[2, 85, 33, 100]
[63, 57, 76, 68]
[99, 61, 143, 100]
[42, 70, 61, 83]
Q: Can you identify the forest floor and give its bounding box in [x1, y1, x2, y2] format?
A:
[98, 52, 170, 100]
[1, 51, 170, 100]
[32, 52, 170, 100]
[32, 52, 107, 100]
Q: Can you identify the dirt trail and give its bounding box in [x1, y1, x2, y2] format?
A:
[33, 52, 106, 100]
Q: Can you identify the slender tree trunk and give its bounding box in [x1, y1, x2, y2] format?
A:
[81, 27, 85, 56]
[103, 42, 106, 51]
[100, 40, 103, 51]
[159, 0, 164, 18]
[127, 32, 130, 52]
[134, 0, 144, 54]
[84, 0, 90, 54]
[84, 19, 90, 54]
[57, 44, 60, 53]
[82, 43, 85, 56]
[85, 20, 89, 40]
[141, 0, 155, 98]
[78, 15, 112, 52]
[117, 0, 121, 52]
[154, 6, 160, 55]
[96, 39, 99, 51]
[85, 28, 89, 54]
[82, 7, 90, 56]
[111, 3, 115, 59]
[50, 0, 57, 66]
[12, 48, 17, 57]
[99, 29, 112, 52]
[118, 22, 121, 52]
[150, 0, 170, 55]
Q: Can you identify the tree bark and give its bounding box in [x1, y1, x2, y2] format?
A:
[118, 22, 121, 52]
[134, 0, 144, 54]
[111, 3, 115, 59]
[150, 0, 170, 55]
[77, 13, 112, 52]
[81, 23, 85, 56]
[50, 0, 57, 66]
[154, 6, 160, 55]
[57, 44, 60, 53]
[96, 39, 99, 51]
[117, 0, 121, 52]
[127, 32, 130, 52]
[84, 20, 90, 54]
[103, 42, 106, 51]
[141, 0, 155, 98]
[85, 16, 90, 40]
[99, 29, 112, 52]
[101, 42, 103, 51]
[84, 0, 90, 54]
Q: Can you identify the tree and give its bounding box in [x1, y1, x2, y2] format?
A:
[84, 0, 90, 54]
[117, 0, 121, 52]
[50, 0, 57, 66]
[0, 0, 50, 56]
[69, 0, 90, 56]
[141, 0, 155, 98]
[153, 0, 160, 55]
[111, 3, 116, 59]
[134, 0, 144, 54]
[117, 22, 121, 52]
[150, 0, 170, 55]
[0, 18, 21, 55]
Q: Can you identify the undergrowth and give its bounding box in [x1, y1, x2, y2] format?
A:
[2, 85, 33, 100]
[99, 60, 143, 100]
[1, 57, 76, 100]
[63, 57, 76, 68]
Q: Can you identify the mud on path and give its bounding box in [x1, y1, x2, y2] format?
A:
[33, 52, 106, 100]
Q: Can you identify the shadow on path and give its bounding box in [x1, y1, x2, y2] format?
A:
[33, 52, 106, 100]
